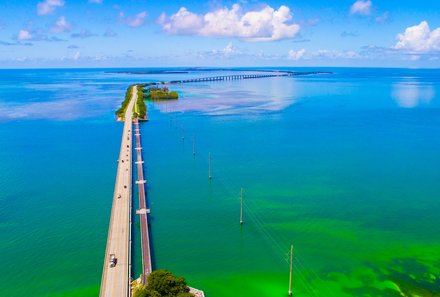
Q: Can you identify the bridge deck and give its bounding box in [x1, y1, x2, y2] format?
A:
[100, 87, 137, 297]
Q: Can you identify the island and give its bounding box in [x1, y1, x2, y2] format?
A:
[144, 86, 179, 101]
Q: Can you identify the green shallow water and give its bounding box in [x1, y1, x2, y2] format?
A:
[0, 68, 439, 297]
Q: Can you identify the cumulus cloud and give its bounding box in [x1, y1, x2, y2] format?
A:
[159, 8, 202, 34]
[211, 42, 241, 57]
[394, 21, 440, 52]
[222, 42, 239, 56]
[119, 11, 147, 28]
[14, 29, 65, 42]
[189, 42, 243, 59]
[50, 16, 72, 33]
[17, 30, 32, 41]
[159, 4, 300, 42]
[288, 49, 306, 60]
[37, 0, 64, 15]
[350, 0, 372, 16]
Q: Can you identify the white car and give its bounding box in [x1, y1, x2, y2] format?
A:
[109, 254, 117, 267]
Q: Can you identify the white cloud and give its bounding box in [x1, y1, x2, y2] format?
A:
[73, 51, 81, 60]
[119, 11, 147, 28]
[159, 4, 300, 42]
[350, 0, 372, 16]
[189, 43, 242, 59]
[159, 8, 203, 34]
[89, 0, 103, 3]
[222, 42, 238, 56]
[211, 42, 241, 57]
[37, 0, 64, 15]
[50, 16, 71, 33]
[394, 21, 440, 52]
[17, 30, 32, 41]
[288, 49, 306, 60]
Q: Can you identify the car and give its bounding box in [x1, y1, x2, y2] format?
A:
[109, 254, 117, 267]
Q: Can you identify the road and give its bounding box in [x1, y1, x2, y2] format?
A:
[100, 86, 137, 297]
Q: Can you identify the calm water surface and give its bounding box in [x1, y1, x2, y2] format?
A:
[0, 68, 439, 297]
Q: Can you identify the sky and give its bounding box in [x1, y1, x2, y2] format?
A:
[0, 0, 439, 68]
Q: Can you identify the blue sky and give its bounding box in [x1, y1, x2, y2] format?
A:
[0, 0, 439, 68]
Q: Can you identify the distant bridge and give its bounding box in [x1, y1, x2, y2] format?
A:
[171, 73, 286, 83]
[139, 71, 331, 87]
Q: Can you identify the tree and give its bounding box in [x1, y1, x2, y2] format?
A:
[133, 270, 191, 297]
[148, 270, 187, 297]
[176, 293, 194, 297]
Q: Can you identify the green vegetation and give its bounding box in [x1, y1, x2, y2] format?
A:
[145, 86, 179, 101]
[133, 85, 147, 120]
[115, 85, 134, 120]
[133, 270, 193, 297]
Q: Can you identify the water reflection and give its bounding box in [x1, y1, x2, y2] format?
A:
[391, 82, 434, 108]
[156, 78, 298, 116]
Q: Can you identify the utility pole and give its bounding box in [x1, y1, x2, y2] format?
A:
[240, 188, 243, 225]
[208, 152, 212, 180]
[288, 244, 293, 296]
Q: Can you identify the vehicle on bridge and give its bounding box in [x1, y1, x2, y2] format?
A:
[109, 254, 117, 267]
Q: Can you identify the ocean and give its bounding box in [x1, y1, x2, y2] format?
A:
[0, 68, 439, 297]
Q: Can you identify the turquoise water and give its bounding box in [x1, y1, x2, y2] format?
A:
[0, 68, 439, 296]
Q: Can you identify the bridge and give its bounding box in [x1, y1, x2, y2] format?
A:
[134, 118, 153, 284]
[173, 73, 286, 83]
[100, 70, 329, 295]
[100, 86, 136, 297]
[136, 71, 330, 88]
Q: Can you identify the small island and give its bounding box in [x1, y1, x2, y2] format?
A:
[144, 86, 179, 101]
[133, 269, 204, 297]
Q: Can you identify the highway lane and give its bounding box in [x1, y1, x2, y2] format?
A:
[100, 86, 137, 297]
